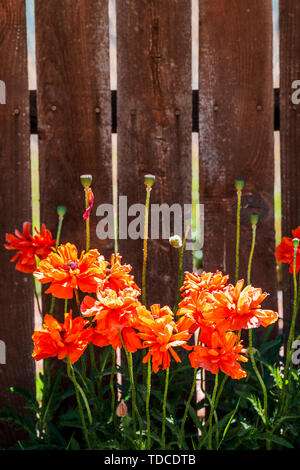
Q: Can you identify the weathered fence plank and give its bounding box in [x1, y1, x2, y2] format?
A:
[35, 0, 112, 257]
[280, 0, 300, 330]
[116, 0, 192, 308]
[198, 1, 277, 313]
[0, 0, 35, 447]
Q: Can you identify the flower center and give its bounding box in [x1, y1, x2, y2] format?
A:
[67, 261, 79, 270]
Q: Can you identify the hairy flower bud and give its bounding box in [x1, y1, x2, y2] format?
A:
[80, 174, 93, 189]
[144, 174, 156, 188]
[250, 213, 259, 226]
[57, 205, 67, 218]
[234, 179, 245, 191]
[169, 235, 182, 249]
[116, 399, 128, 418]
[293, 238, 300, 249]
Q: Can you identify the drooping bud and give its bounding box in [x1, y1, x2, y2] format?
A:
[57, 205, 67, 218]
[80, 174, 93, 189]
[234, 179, 245, 191]
[169, 235, 182, 249]
[293, 238, 300, 249]
[83, 188, 94, 221]
[116, 399, 128, 418]
[144, 174, 156, 188]
[250, 213, 259, 226]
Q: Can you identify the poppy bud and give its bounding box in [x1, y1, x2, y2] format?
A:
[234, 179, 245, 191]
[144, 174, 155, 188]
[250, 213, 259, 226]
[116, 399, 128, 418]
[169, 235, 182, 249]
[80, 174, 93, 189]
[293, 238, 300, 249]
[57, 205, 67, 218]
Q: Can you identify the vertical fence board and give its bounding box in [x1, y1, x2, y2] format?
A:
[35, 0, 112, 258]
[280, 0, 300, 331]
[198, 1, 277, 314]
[0, 0, 35, 447]
[116, 0, 192, 308]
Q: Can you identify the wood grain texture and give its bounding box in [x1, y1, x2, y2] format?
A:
[35, 0, 112, 316]
[0, 0, 35, 447]
[198, 1, 277, 314]
[116, 0, 192, 308]
[279, 0, 300, 330]
[35, 0, 112, 255]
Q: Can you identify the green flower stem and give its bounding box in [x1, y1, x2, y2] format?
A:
[33, 277, 43, 319]
[235, 189, 242, 283]
[247, 223, 269, 445]
[174, 224, 190, 313]
[215, 374, 228, 410]
[67, 358, 91, 449]
[118, 330, 143, 435]
[146, 359, 152, 449]
[55, 216, 64, 250]
[49, 214, 65, 316]
[110, 347, 117, 427]
[85, 188, 90, 252]
[208, 372, 219, 450]
[249, 330, 268, 423]
[161, 367, 170, 450]
[142, 186, 151, 307]
[247, 224, 256, 285]
[179, 367, 197, 449]
[64, 299, 68, 313]
[280, 247, 298, 414]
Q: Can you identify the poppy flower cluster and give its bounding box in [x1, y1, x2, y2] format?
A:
[275, 225, 300, 274]
[178, 271, 278, 379]
[7, 221, 278, 382]
[5, 222, 56, 273]
[30, 241, 194, 370]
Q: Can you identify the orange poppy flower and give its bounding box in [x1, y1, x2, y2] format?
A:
[32, 311, 93, 364]
[180, 270, 229, 297]
[202, 280, 278, 332]
[34, 243, 107, 299]
[189, 331, 248, 380]
[102, 253, 140, 293]
[81, 287, 142, 352]
[5, 222, 55, 273]
[136, 305, 192, 373]
[177, 290, 216, 343]
[275, 226, 300, 274]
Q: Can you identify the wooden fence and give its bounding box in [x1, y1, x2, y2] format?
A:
[0, 0, 299, 446]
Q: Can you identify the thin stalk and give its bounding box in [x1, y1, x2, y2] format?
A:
[280, 246, 298, 414]
[110, 347, 117, 428]
[174, 224, 190, 313]
[215, 374, 228, 410]
[161, 367, 170, 450]
[247, 224, 256, 286]
[64, 299, 68, 313]
[85, 188, 90, 252]
[118, 330, 143, 435]
[67, 358, 91, 449]
[235, 189, 242, 283]
[55, 216, 64, 250]
[146, 360, 152, 449]
[179, 367, 197, 449]
[33, 277, 43, 319]
[142, 186, 151, 307]
[247, 223, 269, 445]
[208, 372, 219, 450]
[49, 213, 65, 315]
